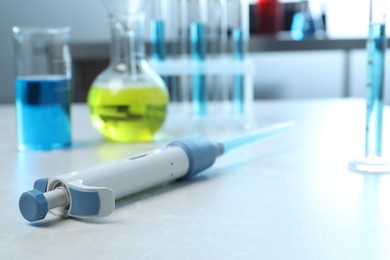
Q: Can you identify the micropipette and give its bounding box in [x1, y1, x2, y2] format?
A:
[19, 121, 294, 222]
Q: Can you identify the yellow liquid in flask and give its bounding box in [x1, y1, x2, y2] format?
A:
[88, 84, 168, 142]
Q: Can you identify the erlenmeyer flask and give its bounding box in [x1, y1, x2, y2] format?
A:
[88, 0, 169, 142]
[290, 0, 325, 41]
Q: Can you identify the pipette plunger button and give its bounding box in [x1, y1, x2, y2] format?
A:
[19, 189, 48, 222]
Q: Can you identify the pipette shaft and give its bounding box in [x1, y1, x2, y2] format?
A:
[19, 121, 293, 222]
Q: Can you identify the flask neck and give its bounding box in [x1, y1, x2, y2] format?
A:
[108, 13, 145, 75]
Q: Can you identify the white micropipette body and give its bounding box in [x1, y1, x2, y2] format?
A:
[19, 121, 294, 222]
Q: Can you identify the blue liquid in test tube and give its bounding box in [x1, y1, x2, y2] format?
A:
[365, 22, 386, 157]
[190, 22, 207, 117]
[150, 19, 166, 61]
[151, 19, 177, 102]
[233, 28, 244, 115]
[348, 0, 390, 173]
[15, 76, 72, 151]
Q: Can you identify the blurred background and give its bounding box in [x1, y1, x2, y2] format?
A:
[1, 0, 390, 104]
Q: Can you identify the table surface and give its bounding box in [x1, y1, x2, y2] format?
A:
[1, 99, 390, 260]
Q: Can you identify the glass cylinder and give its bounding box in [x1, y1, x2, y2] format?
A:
[88, 0, 168, 142]
[365, 0, 386, 157]
[12, 27, 72, 151]
[349, 0, 390, 173]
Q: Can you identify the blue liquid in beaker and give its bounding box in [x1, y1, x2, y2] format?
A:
[15, 76, 72, 151]
[365, 23, 386, 157]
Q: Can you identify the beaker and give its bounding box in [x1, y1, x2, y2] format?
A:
[349, 0, 390, 173]
[88, 0, 169, 142]
[12, 27, 72, 151]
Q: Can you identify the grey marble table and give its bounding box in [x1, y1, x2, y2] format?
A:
[1, 99, 390, 260]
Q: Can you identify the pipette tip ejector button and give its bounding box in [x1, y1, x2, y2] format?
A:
[19, 189, 48, 222]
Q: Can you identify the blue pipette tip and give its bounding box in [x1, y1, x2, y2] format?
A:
[220, 121, 296, 154]
[19, 189, 48, 222]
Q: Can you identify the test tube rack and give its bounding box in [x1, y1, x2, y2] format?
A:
[144, 0, 254, 123]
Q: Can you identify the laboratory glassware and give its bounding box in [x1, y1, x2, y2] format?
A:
[149, 1, 175, 102]
[150, 19, 166, 62]
[150, 17, 179, 102]
[88, 0, 169, 142]
[253, 0, 283, 36]
[229, 0, 249, 116]
[12, 27, 72, 151]
[290, 0, 325, 41]
[190, 21, 207, 117]
[349, 0, 390, 173]
[186, 0, 209, 117]
[232, 28, 245, 115]
[19, 121, 294, 222]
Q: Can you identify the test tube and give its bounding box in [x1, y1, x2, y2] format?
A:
[232, 28, 244, 115]
[150, 19, 166, 61]
[190, 22, 207, 116]
[349, 0, 390, 173]
[219, 0, 228, 54]
[149, 0, 180, 103]
[208, 0, 230, 113]
[150, 19, 178, 101]
[163, 0, 180, 102]
[240, 0, 250, 44]
[229, 0, 250, 116]
[168, 0, 191, 113]
[365, 0, 386, 157]
[179, 0, 189, 56]
[220, 0, 229, 114]
[207, 0, 228, 54]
